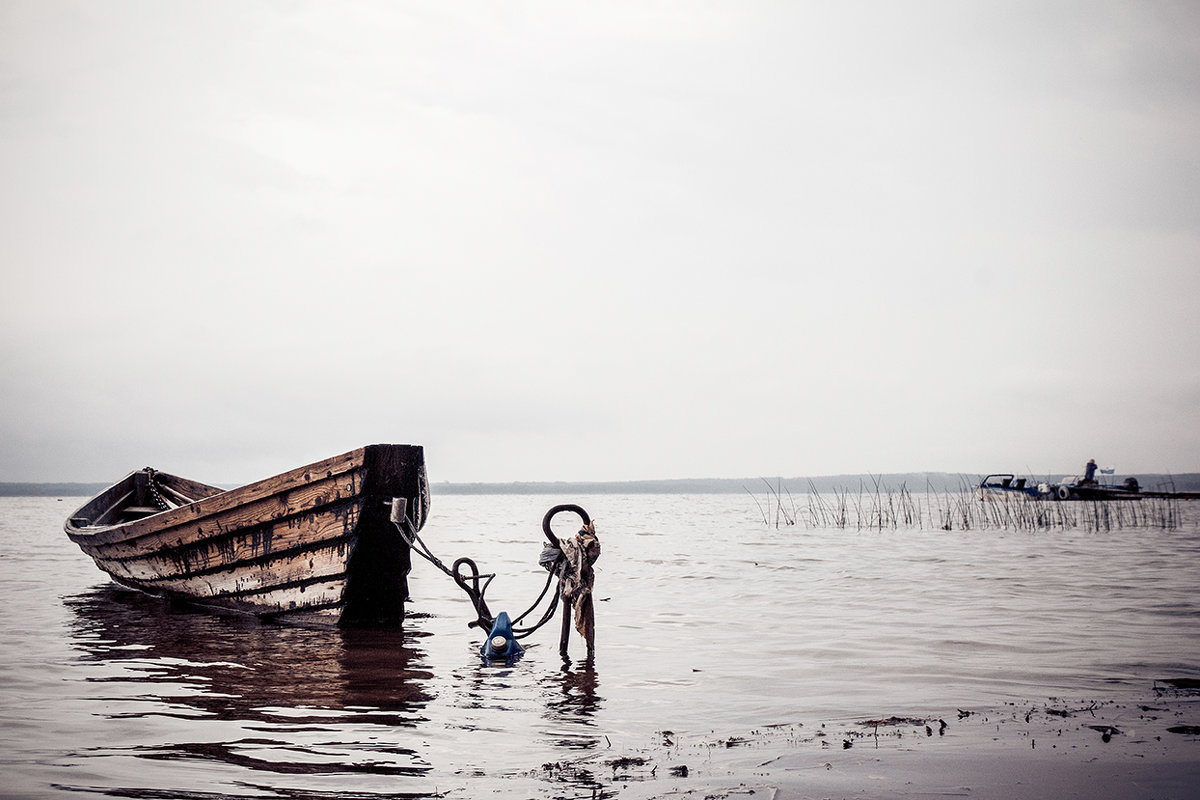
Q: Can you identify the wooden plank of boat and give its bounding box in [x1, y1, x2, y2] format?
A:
[89, 508, 363, 584]
[64, 444, 429, 626]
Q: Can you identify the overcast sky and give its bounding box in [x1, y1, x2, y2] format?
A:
[2, 1, 1198, 485]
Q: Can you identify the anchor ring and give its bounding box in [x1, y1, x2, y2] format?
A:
[541, 504, 591, 547]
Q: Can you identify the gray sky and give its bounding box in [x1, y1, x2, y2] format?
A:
[2, 1, 1198, 484]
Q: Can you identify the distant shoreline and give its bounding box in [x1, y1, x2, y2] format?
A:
[5, 472, 1199, 497]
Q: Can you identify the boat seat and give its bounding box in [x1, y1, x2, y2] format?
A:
[121, 506, 163, 518]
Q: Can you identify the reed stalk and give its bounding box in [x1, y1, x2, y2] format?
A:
[746, 484, 1186, 532]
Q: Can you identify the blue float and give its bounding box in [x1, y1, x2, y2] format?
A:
[480, 611, 524, 662]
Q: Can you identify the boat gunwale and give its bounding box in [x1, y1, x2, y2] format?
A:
[65, 447, 373, 546]
[71, 475, 368, 560]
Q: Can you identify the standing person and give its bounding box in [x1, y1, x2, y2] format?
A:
[1083, 458, 1099, 486]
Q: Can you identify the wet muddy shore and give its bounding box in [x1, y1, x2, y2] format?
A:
[538, 682, 1200, 799]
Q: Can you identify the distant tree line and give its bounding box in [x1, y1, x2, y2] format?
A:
[5, 472, 1198, 498]
[0, 483, 111, 497]
[434, 473, 1200, 495]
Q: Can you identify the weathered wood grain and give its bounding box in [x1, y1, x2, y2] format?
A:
[63, 444, 427, 625]
[115, 542, 354, 598]
[224, 578, 348, 616]
[92, 503, 363, 582]
[74, 474, 365, 560]
[68, 448, 371, 546]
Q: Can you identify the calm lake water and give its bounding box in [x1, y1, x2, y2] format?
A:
[2, 492, 1199, 798]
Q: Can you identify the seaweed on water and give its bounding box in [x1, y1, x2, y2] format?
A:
[1166, 725, 1200, 735]
[860, 716, 926, 728]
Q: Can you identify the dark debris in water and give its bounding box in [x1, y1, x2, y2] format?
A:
[1157, 678, 1200, 695]
[860, 716, 926, 728]
[1087, 725, 1121, 742]
[539, 760, 597, 781]
[1166, 725, 1200, 736]
[532, 689, 1196, 797]
[1043, 700, 1099, 718]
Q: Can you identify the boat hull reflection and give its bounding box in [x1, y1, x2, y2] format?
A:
[64, 584, 437, 793]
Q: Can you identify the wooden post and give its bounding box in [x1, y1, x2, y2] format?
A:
[583, 595, 595, 661]
[559, 588, 572, 660]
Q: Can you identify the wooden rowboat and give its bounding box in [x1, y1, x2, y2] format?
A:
[64, 444, 429, 626]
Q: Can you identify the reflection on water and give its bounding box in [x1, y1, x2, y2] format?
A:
[62, 584, 438, 795]
[66, 585, 434, 721]
[548, 662, 602, 726]
[57, 581, 613, 798]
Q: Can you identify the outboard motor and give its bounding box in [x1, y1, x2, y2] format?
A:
[1123, 477, 1140, 493]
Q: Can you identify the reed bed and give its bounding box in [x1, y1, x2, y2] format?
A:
[748, 480, 1186, 532]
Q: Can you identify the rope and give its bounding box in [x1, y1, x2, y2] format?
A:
[388, 499, 564, 638]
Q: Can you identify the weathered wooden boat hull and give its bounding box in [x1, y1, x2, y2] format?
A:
[64, 444, 429, 626]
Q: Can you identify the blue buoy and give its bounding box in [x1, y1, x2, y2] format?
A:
[480, 611, 524, 662]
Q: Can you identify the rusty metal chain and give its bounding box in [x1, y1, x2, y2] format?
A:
[145, 468, 170, 511]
